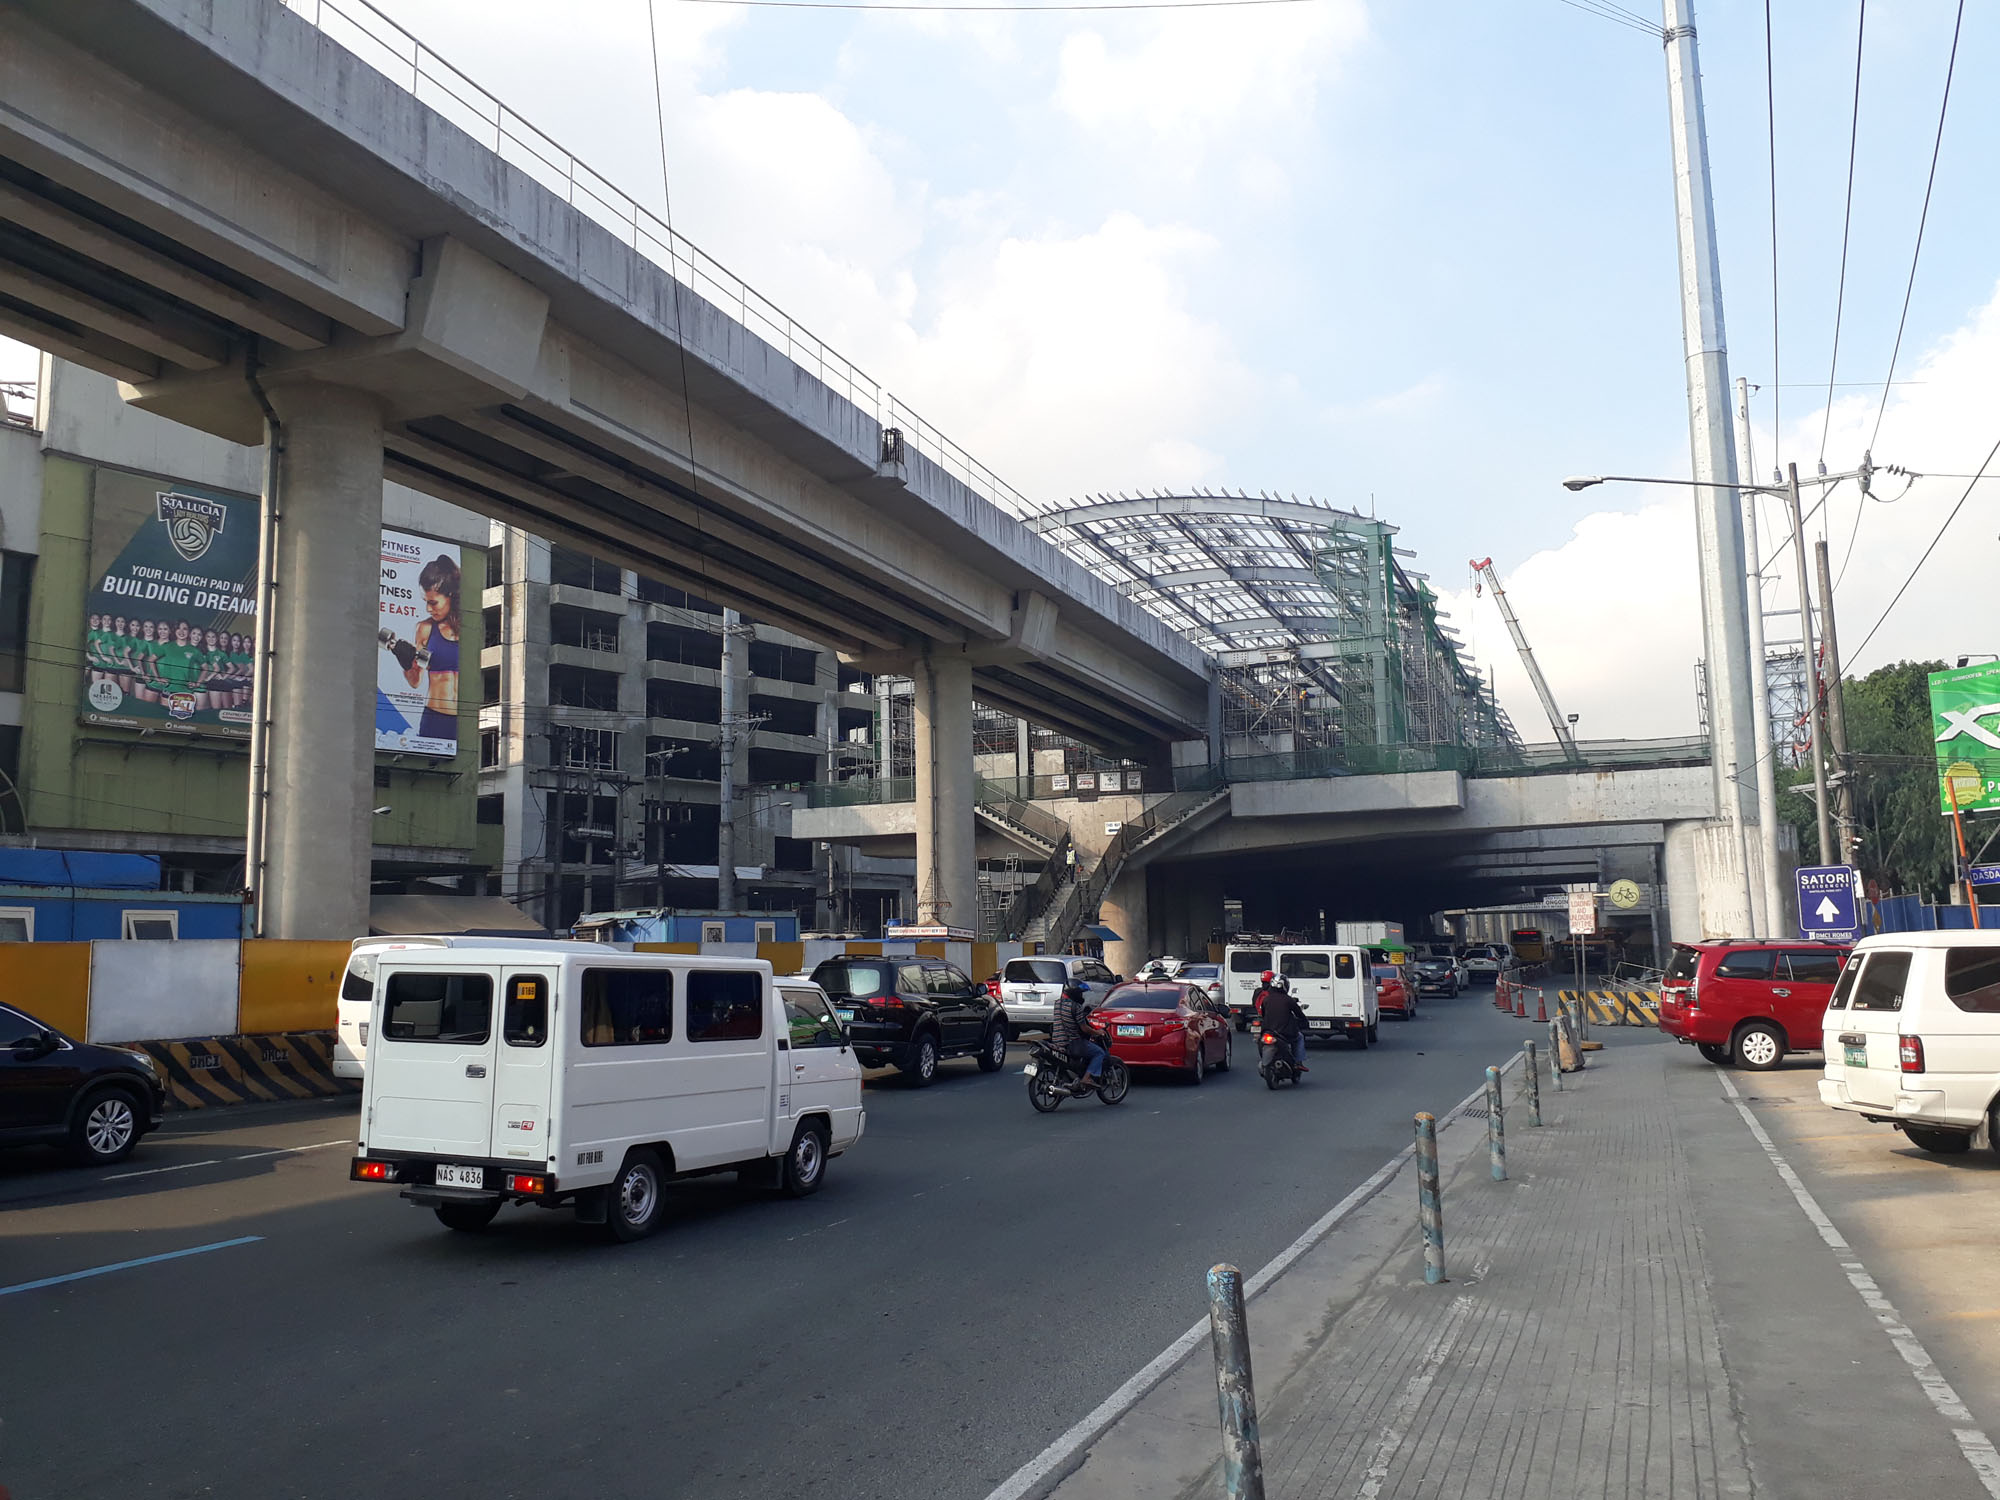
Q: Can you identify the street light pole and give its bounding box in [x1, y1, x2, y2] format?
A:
[1733, 376, 1783, 933]
[1814, 538, 1859, 867]
[1784, 464, 1834, 868]
[1662, 0, 1759, 826]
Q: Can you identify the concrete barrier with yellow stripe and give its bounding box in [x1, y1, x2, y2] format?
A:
[133, 1031, 358, 1110]
[1558, 989, 1662, 1027]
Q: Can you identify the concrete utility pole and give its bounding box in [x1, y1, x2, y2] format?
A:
[1784, 466, 1834, 866]
[1733, 377, 1783, 933]
[1662, 0, 1759, 825]
[717, 608, 743, 911]
[1814, 540, 1858, 867]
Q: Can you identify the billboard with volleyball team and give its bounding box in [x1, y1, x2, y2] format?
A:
[81, 471, 463, 759]
[81, 473, 257, 738]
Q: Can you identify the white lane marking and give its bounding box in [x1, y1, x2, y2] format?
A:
[0, 1236, 263, 1297]
[1354, 1295, 1474, 1499]
[980, 1056, 1521, 1500]
[102, 1138, 351, 1182]
[1720, 1074, 2000, 1497]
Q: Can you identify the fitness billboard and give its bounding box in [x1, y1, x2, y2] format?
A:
[81, 472, 463, 759]
[81, 472, 258, 738]
[374, 529, 462, 758]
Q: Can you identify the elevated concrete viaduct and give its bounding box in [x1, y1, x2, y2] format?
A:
[0, 0, 1213, 936]
[795, 761, 1746, 974]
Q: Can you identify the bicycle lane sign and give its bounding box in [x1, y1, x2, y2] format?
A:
[1797, 864, 1861, 939]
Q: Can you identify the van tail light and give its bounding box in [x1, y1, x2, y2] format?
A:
[352, 1159, 394, 1182]
[876, 995, 904, 1009]
[507, 1173, 549, 1195]
[1900, 1036, 1925, 1074]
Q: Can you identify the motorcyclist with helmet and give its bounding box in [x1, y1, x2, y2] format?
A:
[1049, 979, 1108, 1094]
[1254, 971, 1310, 1074]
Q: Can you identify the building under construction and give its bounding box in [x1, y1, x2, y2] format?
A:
[1022, 492, 1517, 767]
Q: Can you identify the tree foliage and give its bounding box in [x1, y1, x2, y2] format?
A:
[1777, 659, 1959, 899]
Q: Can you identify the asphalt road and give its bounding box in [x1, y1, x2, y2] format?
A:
[0, 987, 1529, 1500]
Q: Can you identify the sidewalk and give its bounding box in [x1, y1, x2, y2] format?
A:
[1045, 1034, 2000, 1500]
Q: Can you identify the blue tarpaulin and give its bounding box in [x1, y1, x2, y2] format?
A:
[0, 850, 161, 890]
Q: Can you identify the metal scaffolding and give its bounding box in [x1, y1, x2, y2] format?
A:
[1025, 492, 1515, 761]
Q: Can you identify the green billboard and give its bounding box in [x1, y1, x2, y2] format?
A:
[1928, 661, 2000, 814]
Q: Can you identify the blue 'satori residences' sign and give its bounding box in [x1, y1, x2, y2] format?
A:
[1796, 865, 1860, 938]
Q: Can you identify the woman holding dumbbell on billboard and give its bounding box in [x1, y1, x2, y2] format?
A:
[380, 553, 461, 744]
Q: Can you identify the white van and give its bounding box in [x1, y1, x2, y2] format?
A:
[335, 935, 564, 1078]
[1222, 943, 1275, 1029]
[349, 945, 864, 1240]
[1272, 944, 1379, 1048]
[1819, 931, 2000, 1155]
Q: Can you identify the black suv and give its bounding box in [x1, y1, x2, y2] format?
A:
[808, 955, 1011, 1085]
[2, 1002, 167, 1165]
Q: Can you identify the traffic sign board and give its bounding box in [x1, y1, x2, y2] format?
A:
[1797, 865, 1861, 938]
[1567, 890, 1598, 935]
[1970, 863, 2000, 886]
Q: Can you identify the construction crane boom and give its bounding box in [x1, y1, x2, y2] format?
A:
[1469, 557, 1579, 758]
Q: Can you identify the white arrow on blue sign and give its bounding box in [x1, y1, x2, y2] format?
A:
[1796, 864, 1861, 938]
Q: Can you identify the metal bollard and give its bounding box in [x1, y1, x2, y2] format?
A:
[1524, 1040, 1543, 1125]
[1205, 1264, 1268, 1500]
[1550, 1018, 1565, 1088]
[1415, 1112, 1445, 1284]
[1486, 1065, 1506, 1181]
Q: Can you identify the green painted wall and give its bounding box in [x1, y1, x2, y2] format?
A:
[21, 457, 483, 854]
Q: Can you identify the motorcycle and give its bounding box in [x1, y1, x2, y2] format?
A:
[1024, 1034, 1130, 1111]
[1258, 1031, 1302, 1089]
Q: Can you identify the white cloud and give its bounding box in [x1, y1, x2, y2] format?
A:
[1438, 279, 2000, 744]
[1439, 502, 1703, 742]
[892, 213, 1254, 498]
[1053, 2, 1367, 142]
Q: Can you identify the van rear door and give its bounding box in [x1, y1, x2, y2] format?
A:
[491, 969, 558, 1165]
[1277, 949, 1335, 1033]
[1829, 949, 1914, 1109]
[1225, 949, 1270, 1016]
[368, 965, 500, 1159]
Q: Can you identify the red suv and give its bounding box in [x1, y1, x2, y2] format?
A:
[1658, 939, 1852, 1070]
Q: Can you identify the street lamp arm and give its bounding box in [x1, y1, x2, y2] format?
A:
[1563, 465, 1877, 497]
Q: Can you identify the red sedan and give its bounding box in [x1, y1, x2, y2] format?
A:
[1093, 981, 1232, 1083]
[1375, 964, 1415, 1020]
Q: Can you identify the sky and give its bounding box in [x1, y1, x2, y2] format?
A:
[4, 0, 1993, 742]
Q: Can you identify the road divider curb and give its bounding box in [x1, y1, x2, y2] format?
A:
[132, 1031, 358, 1109]
[1558, 989, 1660, 1027]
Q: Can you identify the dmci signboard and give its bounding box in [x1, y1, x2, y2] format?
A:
[1928, 661, 2000, 814]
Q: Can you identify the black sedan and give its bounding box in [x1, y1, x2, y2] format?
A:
[1411, 958, 1461, 997]
[1, 1001, 166, 1165]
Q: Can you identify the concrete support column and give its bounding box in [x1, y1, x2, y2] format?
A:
[913, 648, 975, 930]
[262, 383, 385, 939]
[1099, 863, 1150, 980]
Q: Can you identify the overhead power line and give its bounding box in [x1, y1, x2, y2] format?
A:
[1817, 0, 1866, 471]
[1845, 434, 2000, 670]
[1867, 0, 1965, 454]
[1549, 0, 1662, 37]
[1763, 0, 1781, 473]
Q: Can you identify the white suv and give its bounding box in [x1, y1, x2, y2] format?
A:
[1818, 931, 2000, 1155]
[1000, 956, 1119, 1037]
